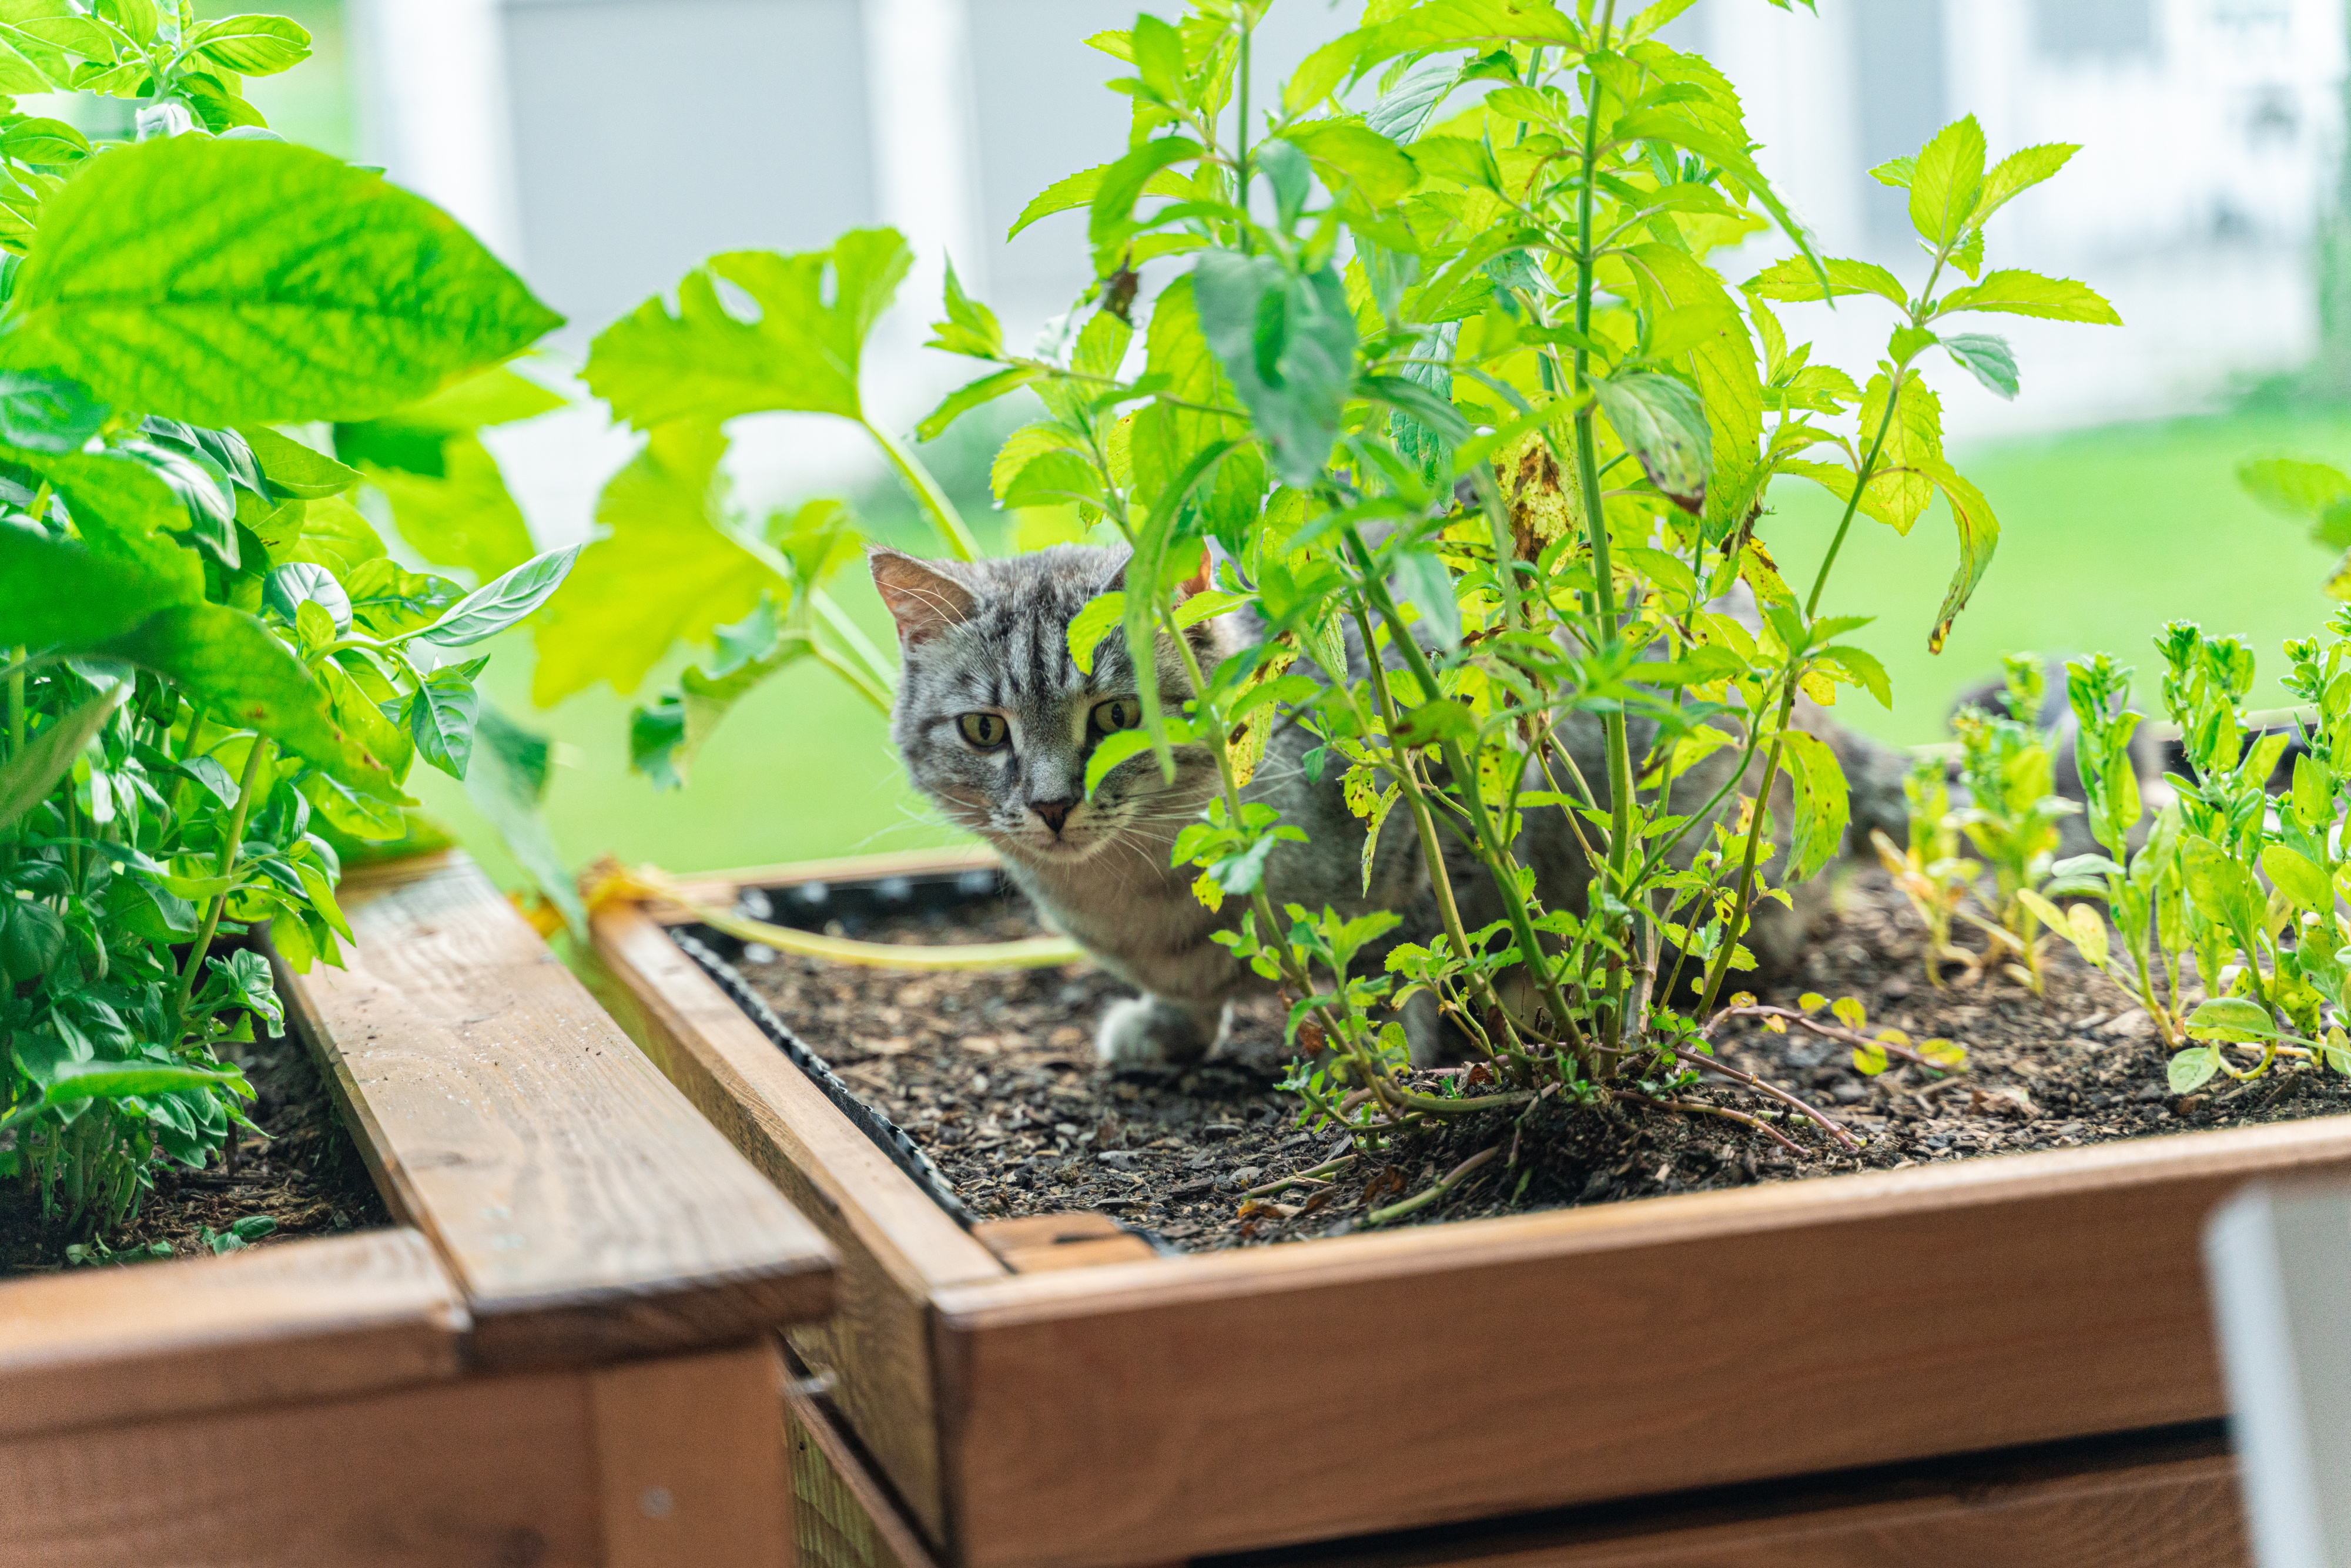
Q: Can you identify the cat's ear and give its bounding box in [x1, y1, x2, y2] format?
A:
[869, 548, 977, 644]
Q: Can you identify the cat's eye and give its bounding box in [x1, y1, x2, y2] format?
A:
[957, 712, 1009, 749]
[1090, 697, 1141, 735]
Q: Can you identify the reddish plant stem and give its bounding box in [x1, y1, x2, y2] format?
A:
[1616, 1090, 1804, 1157]
[1671, 1046, 1860, 1151]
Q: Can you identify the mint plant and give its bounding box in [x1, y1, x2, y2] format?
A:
[547, 0, 2114, 1176]
[0, 6, 566, 1230]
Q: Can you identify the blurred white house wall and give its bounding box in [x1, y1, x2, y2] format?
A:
[1692, 0, 2349, 437]
[349, 0, 2351, 541]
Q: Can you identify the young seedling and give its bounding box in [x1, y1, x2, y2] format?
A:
[1871, 755, 1983, 987]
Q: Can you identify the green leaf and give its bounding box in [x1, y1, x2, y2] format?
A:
[0, 1061, 246, 1136]
[1744, 256, 1907, 310]
[1941, 333, 2018, 399]
[1595, 371, 1710, 513]
[0, 521, 197, 651]
[183, 14, 311, 74]
[2166, 1045, 2221, 1095]
[1009, 160, 1193, 240]
[1280, 120, 1418, 207]
[584, 230, 909, 428]
[1090, 136, 1204, 244]
[241, 425, 361, 498]
[0, 137, 563, 425]
[1781, 728, 1848, 882]
[1084, 728, 1156, 796]
[408, 662, 483, 780]
[1406, 134, 1501, 193]
[2183, 835, 2265, 939]
[464, 702, 585, 937]
[926, 258, 1004, 360]
[1908, 116, 1985, 247]
[1194, 252, 1357, 490]
[1975, 142, 2078, 222]
[1936, 269, 2121, 326]
[0, 680, 123, 830]
[2239, 456, 2351, 524]
[103, 603, 398, 792]
[531, 423, 783, 704]
[264, 561, 351, 634]
[916, 364, 1044, 444]
[0, 114, 85, 165]
[415, 542, 580, 648]
[2261, 843, 2334, 912]
[368, 435, 535, 583]
[1068, 592, 1127, 675]
[1389, 543, 1459, 652]
[0, 368, 103, 451]
[2188, 996, 2276, 1042]
[337, 365, 568, 464]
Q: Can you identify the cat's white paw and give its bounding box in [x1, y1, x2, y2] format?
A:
[1096, 996, 1221, 1067]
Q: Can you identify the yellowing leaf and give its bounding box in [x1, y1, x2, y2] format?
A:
[530, 422, 783, 705]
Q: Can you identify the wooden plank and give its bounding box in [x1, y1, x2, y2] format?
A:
[931, 1114, 2351, 1568]
[592, 899, 1004, 1550]
[0, 1362, 602, 1567]
[1234, 1435, 2245, 1567]
[0, 1228, 464, 1440]
[590, 1341, 794, 1568]
[972, 1212, 1160, 1274]
[785, 1358, 945, 1568]
[278, 854, 836, 1371]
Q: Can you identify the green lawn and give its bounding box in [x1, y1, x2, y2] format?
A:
[413, 406, 2351, 891]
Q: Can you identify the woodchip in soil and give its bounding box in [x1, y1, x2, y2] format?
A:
[698, 866, 2351, 1251]
[0, 1020, 391, 1274]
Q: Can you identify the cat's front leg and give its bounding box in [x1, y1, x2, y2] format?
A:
[1096, 994, 1231, 1067]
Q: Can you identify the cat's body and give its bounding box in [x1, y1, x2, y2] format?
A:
[871, 544, 1904, 1067]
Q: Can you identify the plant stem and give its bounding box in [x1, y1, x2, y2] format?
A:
[1570, 6, 1635, 1058]
[1616, 1089, 1804, 1156]
[1673, 1045, 1859, 1151]
[1695, 369, 1910, 1020]
[174, 735, 272, 1020]
[1235, 15, 1252, 243]
[1366, 1144, 1499, 1225]
[863, 420, 982, 562]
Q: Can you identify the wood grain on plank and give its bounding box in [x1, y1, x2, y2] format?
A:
[0, 1227, 464, 1440]
[785, 1361, 943, 1568]
[973, 1212, 1160, 1273]
[590, 1340, 793, 1568]
[930, 1115, 2351, 1568]
[0, 1362, 601, 1568]
[593, 900, 1004, 1549]
[280, 855, 836, 1370]
[1247, 1442, 2246, 1567]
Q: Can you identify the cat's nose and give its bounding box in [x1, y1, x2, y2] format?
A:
[1032, 799, 1076, 836]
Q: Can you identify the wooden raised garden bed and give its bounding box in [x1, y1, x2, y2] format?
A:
[0, 853, 837, 1567]
[590, 848, 2295, 1568]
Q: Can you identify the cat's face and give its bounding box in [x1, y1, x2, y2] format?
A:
[870, 544, 1223, 870]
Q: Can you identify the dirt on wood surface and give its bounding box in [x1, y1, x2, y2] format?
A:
[0, 1024, 393, 1275]
[698, 867, 2351, 1251]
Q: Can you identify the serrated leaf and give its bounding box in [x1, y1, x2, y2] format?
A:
[1744, 255, 1907, 309]
[0, 138, 562, 425]
[584, 230, 910, 428]
[531, 423, 782, 704]
[1908, 116, 1986, 247]
[1009, 159, 1194, 240]
[1975, 142, 2078, 222]
[1937, 269, 2121, 326]
[1782, 728, 1848, 882]
[1941, 333, 2018, 399]
[916, 364, 1044, 444]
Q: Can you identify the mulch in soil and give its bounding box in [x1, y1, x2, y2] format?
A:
[0, 1019, 393, 1275]
[695, 866, 2351, 1252]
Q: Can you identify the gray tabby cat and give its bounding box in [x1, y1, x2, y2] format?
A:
[870, 544, 1905, 1068]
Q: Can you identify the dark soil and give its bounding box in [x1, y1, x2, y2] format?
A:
[0, 1023, 393, 1275]
[699, 867, 2351, 1251]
